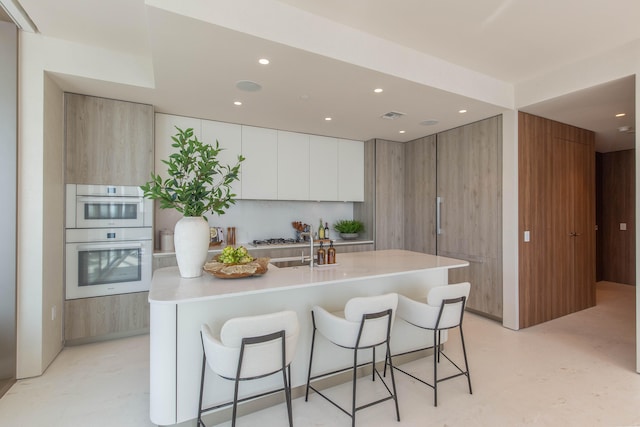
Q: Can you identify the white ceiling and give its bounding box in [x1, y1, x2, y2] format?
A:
[11, 0, 640, 152]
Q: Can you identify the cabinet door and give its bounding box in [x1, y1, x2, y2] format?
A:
[375, 139, 405, 250]
[65, 94, 153, 185]
[201, 120, 242, 199]
[277, 131, 309, 200]
[437, 116, 502, 319]
[155, 113, 202, 181]
[309, 135, 338, 201]
[404, 135, 436, 254]
[338, 139, 364, 201]
[241, 126, 277, 200]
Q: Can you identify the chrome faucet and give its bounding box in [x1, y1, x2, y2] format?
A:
[299, 231, 314, 269]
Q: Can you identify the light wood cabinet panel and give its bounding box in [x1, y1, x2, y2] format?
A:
[375, 139, 405, 250]
[338, 139, 365, 201]
[201, 119, 242, 199]
[241, 126, 278, 200]
[518, 112, 595, 328]
[309, 135, 339, 201]
[404, 135, 436, 254]
[64, 292, 149, 344]
[437, 116, 502, 319]
[278, 131, 310, 200]
[65, 93, 153, 185]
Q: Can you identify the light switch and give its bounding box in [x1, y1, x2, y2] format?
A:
[620, 223, 627, 231]
[524, 230, 530, 242]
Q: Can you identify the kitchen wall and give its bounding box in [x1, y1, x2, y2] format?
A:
[155, 199, 354, 247]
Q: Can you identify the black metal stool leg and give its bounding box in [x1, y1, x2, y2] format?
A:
[305, 320, 317, 401]
[433, 329, 439, 407]
[459, 325, 472, 395]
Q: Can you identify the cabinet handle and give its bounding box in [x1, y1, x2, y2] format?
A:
[436, 197, 442, 235]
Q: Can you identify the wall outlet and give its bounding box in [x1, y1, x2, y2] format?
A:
[524, 230, 530, 242]
[620, 223, 627, 231]
[51, 305, 56, 321]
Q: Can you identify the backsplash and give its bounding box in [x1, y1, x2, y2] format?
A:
[154, 199, 354, 249]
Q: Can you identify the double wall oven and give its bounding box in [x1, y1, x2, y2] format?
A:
[65, 184, 153, 300]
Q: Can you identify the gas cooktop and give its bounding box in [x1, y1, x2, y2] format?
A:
[250, 238, 301, 246]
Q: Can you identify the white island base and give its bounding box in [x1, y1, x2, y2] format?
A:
[149, 249, 468, 426]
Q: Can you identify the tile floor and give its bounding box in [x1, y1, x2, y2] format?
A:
[0, 282, 639, 427]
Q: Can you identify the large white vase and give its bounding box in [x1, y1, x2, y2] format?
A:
[174, 216, 210, 278]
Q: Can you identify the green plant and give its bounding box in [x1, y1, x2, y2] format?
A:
[333, 219, 365, 234]
[140, 127, 244, 217]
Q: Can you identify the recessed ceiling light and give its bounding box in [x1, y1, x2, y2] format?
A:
[374, 88, 383, 93]
[459, 109, 467, 114]
[236, 80, 262, 92]
[325, 117, 332, 121]
[233, 101, 242, 106]
[258, 58, 270, 65]
[616, 113, 626, 117]
[399, 130, 406, 134]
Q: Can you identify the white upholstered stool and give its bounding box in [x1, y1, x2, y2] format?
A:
[390, 282, 472, 406]
[198, 310, 299, 427]
[305, 293, 400, 427]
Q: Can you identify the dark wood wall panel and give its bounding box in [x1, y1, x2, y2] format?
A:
[597, 149, 635, 285]
[518, 112, 596, 328]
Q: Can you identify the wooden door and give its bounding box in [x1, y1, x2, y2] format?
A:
[519, 112, 595, 328]
[437, 116, 502, 319]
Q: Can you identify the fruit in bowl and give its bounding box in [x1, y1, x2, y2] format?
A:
[218, 246, 254, 264]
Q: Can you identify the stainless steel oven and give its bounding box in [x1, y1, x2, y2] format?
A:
[66, 184, 152, 228]
[65, 227, 153, 299]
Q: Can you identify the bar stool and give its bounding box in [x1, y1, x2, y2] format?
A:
[198, 310, 299, 427]
[305, 293, 400, 427]
[389, 282, 472, 406]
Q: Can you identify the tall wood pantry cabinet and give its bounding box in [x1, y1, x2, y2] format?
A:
[64, 93, 154, 344]
[403, 115, 503, 320]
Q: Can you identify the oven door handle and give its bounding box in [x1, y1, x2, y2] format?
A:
[77, 196, 143, 204]
[76, 242, 144, 251]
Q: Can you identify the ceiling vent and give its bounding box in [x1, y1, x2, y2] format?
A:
[380, 111, 405, 120]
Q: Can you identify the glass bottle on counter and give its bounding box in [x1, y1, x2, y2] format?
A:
[327, 240, 336, 264]
[318, 219, 325, 240]
[317, 241, 326, 265]
[324, 222, 330, 240]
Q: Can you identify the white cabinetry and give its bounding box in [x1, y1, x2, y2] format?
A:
[155, 114, 201, 181]
[277, 131, 309, 200]
[338, 139, 365, 201]
[241, 125, 278, 200]
[201, 120, 242, 198]
[309, 135, 339, 201]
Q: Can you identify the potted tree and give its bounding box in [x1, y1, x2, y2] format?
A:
[141, 127, 244, 278]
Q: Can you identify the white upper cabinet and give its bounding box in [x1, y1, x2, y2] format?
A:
[155, 113, 201, 181]
[338, 139, 365, 201]
[241, 125, 278, 200]
[309, 135, 339, 201]
[277, 131, 309, 200]
[201, 120, 243, 199]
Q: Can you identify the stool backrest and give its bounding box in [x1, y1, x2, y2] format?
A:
[202, 310, 299, 379]
[344, 293, 398, 348]
[427, 282, 470, 329]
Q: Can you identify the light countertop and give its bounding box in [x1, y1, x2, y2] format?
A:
[149, 249, 468, 304]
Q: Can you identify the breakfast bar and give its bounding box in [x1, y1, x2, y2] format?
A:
[148, 249, 468, 426]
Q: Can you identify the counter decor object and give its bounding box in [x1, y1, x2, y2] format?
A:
[204, 246, 269, 279]
[333, 219, 365, 240]
[140, 126, 244, 278]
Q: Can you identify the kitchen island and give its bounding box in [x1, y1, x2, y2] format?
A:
[149, 249, 468, 426]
